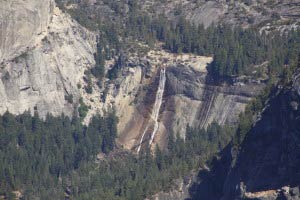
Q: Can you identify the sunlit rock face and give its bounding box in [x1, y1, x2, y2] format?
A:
[0, 0, 54, 63]
[164, 65, 264, 139]
[0, 0, 264, 153]
[106, 51, 264, 151]
[0, 0, 96, 118]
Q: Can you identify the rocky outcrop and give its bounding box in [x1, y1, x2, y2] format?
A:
[58, 0, 300, 34]
[104, 66, 145, 149]
[104, 50, 264, 151]
[185, 1, 227, 28]
[189, 72, 300, 200]
[0, 1, 266, 153]
[164, 66, 264, 139]
[132, 0, 299, 30]
[148, 175, 195, 200]
[0, 1, 96, 118]
[221, 73, 300, 200]
[0, 0, 54, 62]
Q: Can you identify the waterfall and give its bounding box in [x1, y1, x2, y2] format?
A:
[149, 68, 166, 146]
[137, 68, 166, 153]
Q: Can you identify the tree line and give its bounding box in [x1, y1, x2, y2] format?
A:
[66, 123, 233, 200]
[0, 111, 117, 199]
[58, 0, 300, 81]
[0, 109, 233, 199]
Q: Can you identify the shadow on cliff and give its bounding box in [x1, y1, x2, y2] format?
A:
[187, 85, 300, 200]
[221, 87, 300, 198]
[187, 144, 234, 200]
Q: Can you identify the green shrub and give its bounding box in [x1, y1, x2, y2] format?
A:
[65, 94, 74, 104]
[78, 97, 89, 121]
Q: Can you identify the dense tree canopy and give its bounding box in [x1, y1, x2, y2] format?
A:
[0, 111, 118, 199]
[0, 110, 234, 199]
[58, 0, 300, 81]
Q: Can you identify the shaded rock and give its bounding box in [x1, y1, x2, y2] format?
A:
[188, 71, 300, 200]
[222, 83, 300, 200]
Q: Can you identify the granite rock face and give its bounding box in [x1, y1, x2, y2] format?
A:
[189, 72, 300, 200]
[221, 73, 300, 200]
[57, 0, 300, 36]
[109, 57, 264, 151]
[0, 0, 265, 152]
[0, 1, 96, 118]
[0, 0, 54, 63]
[148, 175, 195, 200]
[164, 66, 263, 139]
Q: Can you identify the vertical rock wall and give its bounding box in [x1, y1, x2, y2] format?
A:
[0, 1, 96, 118]
[0, 0, 54, 62]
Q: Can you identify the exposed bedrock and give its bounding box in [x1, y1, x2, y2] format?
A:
[188, 72, 300, 200]
[0, 0, 96, 118]
[0, 1, 265, 153]
[221, 73, 300, 200]
[114, 62, 264, 151]
[163, 65, 264, 139]
[0, 0, 54, 63]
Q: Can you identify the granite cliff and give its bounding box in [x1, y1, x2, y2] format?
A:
[57, 0, 300, 32]
[0, 0, 54, 62]
[187, 71, 300, 200]
[0, 0, 266, 152]
[221, 72, 300, 200]
[100, 50, 264, 151]
[0, 0, 96, 118]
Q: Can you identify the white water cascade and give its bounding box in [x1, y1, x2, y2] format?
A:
[137, 68, 166, 153]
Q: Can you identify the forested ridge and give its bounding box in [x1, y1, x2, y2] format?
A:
[0, 111, 117, 199]
[1, 78, 297, 199]
[3, 76, 296, 199]
[0, 109, 234, 199]
[57, 0, 300, 81]
[4, 75, 297, 199]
